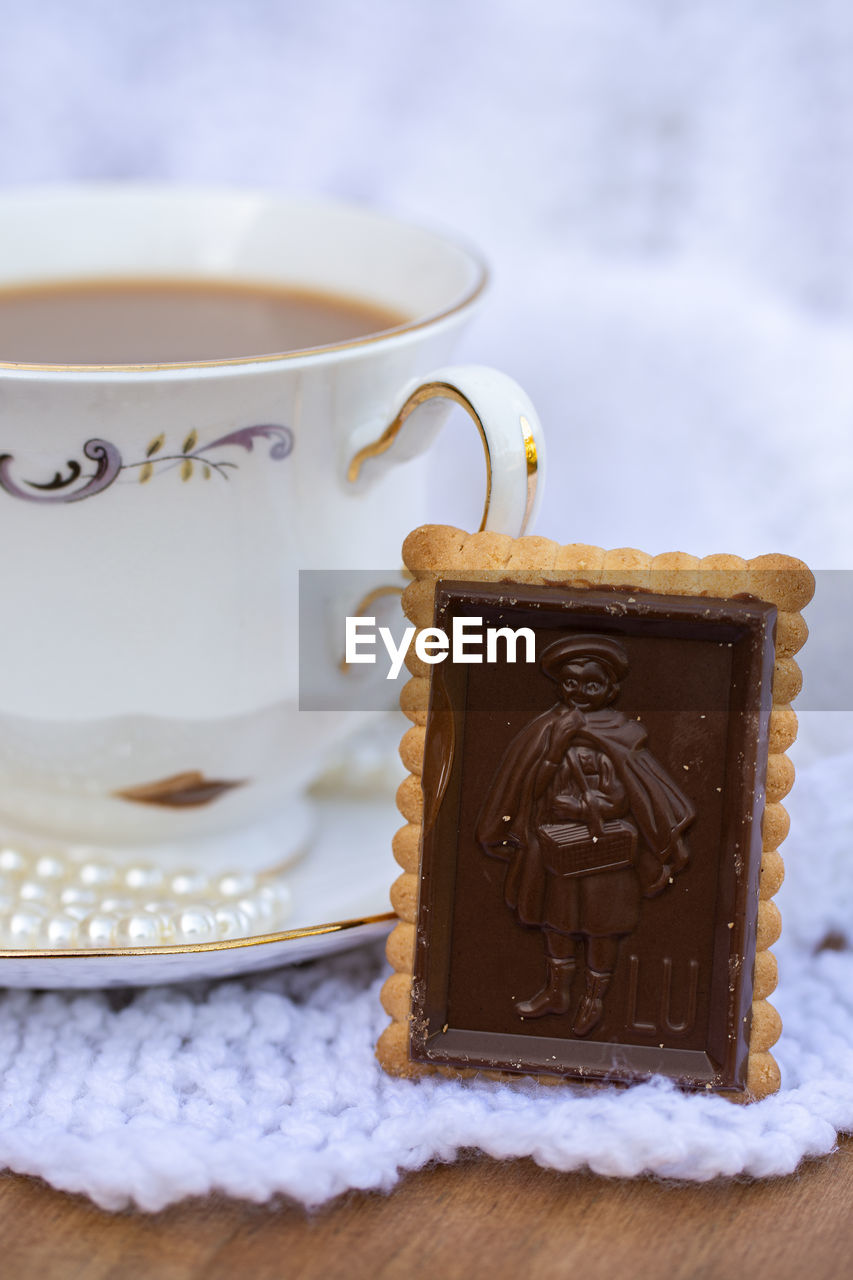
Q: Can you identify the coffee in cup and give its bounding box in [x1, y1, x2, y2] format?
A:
[0, 184, 544, 885]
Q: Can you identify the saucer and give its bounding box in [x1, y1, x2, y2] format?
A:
[0, 793, 397, 988]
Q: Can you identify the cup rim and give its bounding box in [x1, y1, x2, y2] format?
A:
[0, 182, 489, 376]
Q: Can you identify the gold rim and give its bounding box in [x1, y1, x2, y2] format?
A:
[348, 381, 494, 531]
[0, 909, 395, 959]
[339, 582, 407, 672]
[0, 268, 488, 375]
[520, 413, 538, 535]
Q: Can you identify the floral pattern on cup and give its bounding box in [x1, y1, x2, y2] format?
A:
[0, 423, 294, 504]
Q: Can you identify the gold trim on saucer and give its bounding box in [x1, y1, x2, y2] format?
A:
[348, 382, 494, 532]
[0, 910, 395, 960]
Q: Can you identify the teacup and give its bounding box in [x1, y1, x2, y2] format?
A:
[0, 184, 544, 874]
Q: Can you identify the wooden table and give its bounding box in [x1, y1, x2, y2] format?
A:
[3, 1137, 852, 1279]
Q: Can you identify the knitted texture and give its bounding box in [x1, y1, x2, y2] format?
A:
[0, 751, 845, 1211]
[1, 0, 852, 1210]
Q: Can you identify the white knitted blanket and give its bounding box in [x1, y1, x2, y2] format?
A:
[2, 0, 853, 1210]
[0, 744, 847, 1211]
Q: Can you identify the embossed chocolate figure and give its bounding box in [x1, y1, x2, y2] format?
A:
[476, 635, 695, 1037]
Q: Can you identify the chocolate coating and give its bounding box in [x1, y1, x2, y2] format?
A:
[411, 582, 776, 1093]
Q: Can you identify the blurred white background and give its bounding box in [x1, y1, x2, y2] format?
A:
[1, 0, 852, 567]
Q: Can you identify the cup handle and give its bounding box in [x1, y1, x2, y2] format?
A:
[345, 365, 545, 536]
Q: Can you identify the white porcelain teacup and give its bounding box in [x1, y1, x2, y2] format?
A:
[0, 184, 544, 875]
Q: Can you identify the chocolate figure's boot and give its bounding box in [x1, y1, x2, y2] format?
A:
[572, 969, 612, 1037]
[515, 958, 575, 1018]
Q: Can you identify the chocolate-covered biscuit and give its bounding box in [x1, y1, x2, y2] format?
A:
[377, 528, 813, 1099]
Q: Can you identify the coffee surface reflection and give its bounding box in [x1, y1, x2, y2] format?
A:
[0, 278, 408, 365]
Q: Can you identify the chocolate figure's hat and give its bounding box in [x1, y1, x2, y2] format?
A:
[540, 633, 629, 683]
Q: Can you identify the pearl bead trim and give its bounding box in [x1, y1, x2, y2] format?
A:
[0, 846, 292, 948]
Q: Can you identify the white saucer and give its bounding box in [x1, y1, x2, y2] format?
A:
[0, 794, 398, 988]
